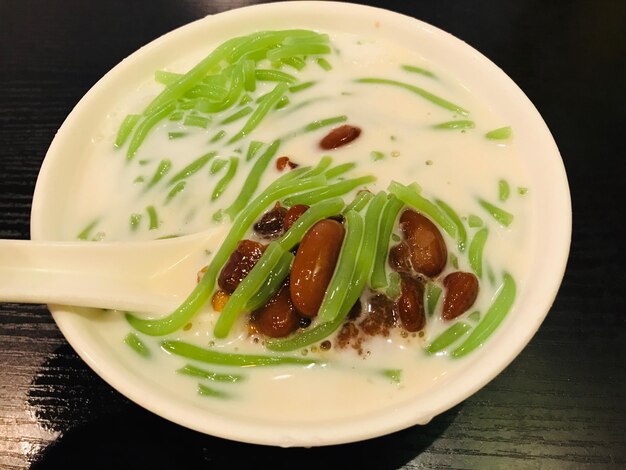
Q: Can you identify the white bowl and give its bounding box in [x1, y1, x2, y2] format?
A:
[30, 1, 571, 447]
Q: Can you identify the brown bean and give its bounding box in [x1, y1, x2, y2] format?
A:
[290, 219, 345, 317]
[283, 204, 309, 231]
[442, 271, 479, 320]
[399, 209, 447, 277]
[253, 203, 287, 239]
[217, 240, 266, 293]
[276, 156, 299, 171]
[252, 284, 300, 338]
[319, 124, 361, 150]
[394, 275, 426, 332]
[388, 241, 413, 274]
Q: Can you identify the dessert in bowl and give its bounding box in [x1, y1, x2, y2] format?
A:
[30, 1, 571, 447]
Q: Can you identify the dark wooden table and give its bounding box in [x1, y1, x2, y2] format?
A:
[1, 1, 624, 468]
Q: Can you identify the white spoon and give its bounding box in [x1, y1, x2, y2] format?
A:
[0, 226, 228, 316]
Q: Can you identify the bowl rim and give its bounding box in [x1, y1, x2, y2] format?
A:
[30, 0, 572, 447]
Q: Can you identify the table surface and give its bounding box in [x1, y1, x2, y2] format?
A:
[1, 1, 624, 468]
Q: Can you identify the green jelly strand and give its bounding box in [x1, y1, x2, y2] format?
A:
[220, 106, 253, 125]
[401, 64, 436, 78]
[478, 198, 514, 227]
[426, 282, 443, 317]
[210, 158, 227, 174]
[77, 219, 99, 241]
[485, 126, 512, 140]
[245, 251, 294, 312]
[283, 175, 376, 206]
[143, 34, 247, 115]
[255, 69, 297, 83]
[369, 195, 404, 289]
[266, 43, 331, 61]
[126, 102, 176, 159]
[304, 115, 347, 132]
[166, 181, 186, 203]
[229, 30, 325, 63]
[316, 209, 367, 323]
[245, 140, 264, 161]
[242, 59, 256, 92]
[229, 82, 288, 143]
[162, 339, 319, 367]
[223, 140, 280, 219]
[468, 227, 488, 278]
[426, 322, 472, 354]
[344, 190, 374, 213]
[154, 70, 182, 85]
[498, 179, 511, 202]
[114, 114, 141, 148]
[435, 198, 467, 251]
[130, 213, 142, 231]
[433, 120, 475, 130]
[177, 364, 244, 383]
[324, 162, 355, 179]
[183, 114, 210, 128]
[197, 384, 231, 399]
[452, 273, 516, 357]
[147, 159, 172, 189]
[169, 152, 216, 185]
[146, 206, 159, 230]
[316, 57, 332, 71]
[356, 78, 469, 116]
[124, 332, 150, 357]
[211, 156, 239, 201]
[302, 155, 333, 178]
[210, 130, 226, 143]
[289, 81, 316, 93]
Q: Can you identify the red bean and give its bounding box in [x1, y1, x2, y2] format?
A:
[276, 156, 299, 171]
[252, 284, 300, 338]
[290, 219, 345, 317]
[395, 275, 426, 332]
[283, 204, 309, 231]
[319, 124, 361, 150]
[253, 203, 287, 239]
[442, 271, 479, 320]
[399, 209, 447, 277]
[388, 241, 413, 274]
[217, 240, 266, 293]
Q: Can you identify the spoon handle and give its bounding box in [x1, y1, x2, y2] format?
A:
[0, 230, 224, 315]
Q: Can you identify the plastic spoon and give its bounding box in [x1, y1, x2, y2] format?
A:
[0, 226, 227, 316]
